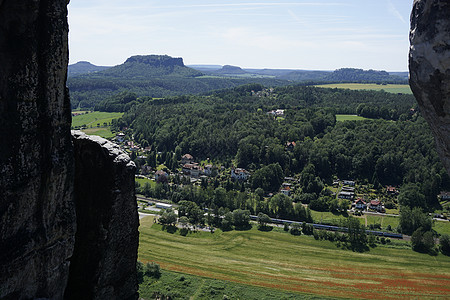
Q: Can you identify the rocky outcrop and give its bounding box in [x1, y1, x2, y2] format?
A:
[409, 0, 450, 174]
[66, 131, 138, 300]
[0, 0, 75, 298]
[0, 1, 138, 299]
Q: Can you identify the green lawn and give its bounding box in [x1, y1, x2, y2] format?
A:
[336, 114, 369, 122]
[136, 176, 156, 188]
[315, 83, 412, 94]
[434, 220, 450, 236]
[139, 269, 331, 300]
[81, 127, 115, 139]
[72, 111, 123, 128]
[139, 216, 450, 299]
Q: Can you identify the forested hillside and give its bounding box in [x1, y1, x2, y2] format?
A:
[115, 84, 448, 210]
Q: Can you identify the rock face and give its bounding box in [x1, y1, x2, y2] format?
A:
[66, 131, 139, 300]
[0, 1, 138, 299]
[409, 0, 450, 174]
[0, 0, 75, 298]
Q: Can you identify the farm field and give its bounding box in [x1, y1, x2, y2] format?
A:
[72, 111, 123, 128]
[72, 111, 123, 138]
[336, 114, 369, 122]
[139, 216, 450, 299]
[316, 83, 412, 94]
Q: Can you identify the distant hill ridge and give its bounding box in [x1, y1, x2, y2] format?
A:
[74, 55, 203, 79]
[68, 61, 110, 77]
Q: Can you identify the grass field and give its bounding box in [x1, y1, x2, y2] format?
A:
[336, 114, 369, 122]
[136, 176, 156, 188]
[139, 216, 450, 299]
[72, 111, 123, 128]
[315, 83, 412, 94]
[72, 111, 123, 138]
[80, 127, 115, 139]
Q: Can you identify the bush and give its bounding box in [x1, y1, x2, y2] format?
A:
[137, 261, 145, 284]
[289, 223, 302, 236]
[440, 234, 450, 256]
[411, 229, 435, 254]
[145, 262, 161, 279]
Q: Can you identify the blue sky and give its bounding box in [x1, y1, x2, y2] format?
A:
[68, 0, 412, 71]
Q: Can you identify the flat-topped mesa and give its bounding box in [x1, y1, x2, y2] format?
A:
[409, 0, 450, 174]
[125, 54, 185, 67]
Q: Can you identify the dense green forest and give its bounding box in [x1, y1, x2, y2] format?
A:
[114, 84, 448, 214]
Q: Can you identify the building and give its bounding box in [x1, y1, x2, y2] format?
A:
[116, 132, 125, 143]
[386, 186, 398, 195]
[156, 203, 172, 210]
[204, 164, 213, 176]
[369, 200, 384, 212]
[181, 154, 194, 164]
[343, 180, 355, 186]
[231, 168, 250, 181]
[354, 198, 367, 210]
[439, 191, 450, 200]
[285, 141, 296, 151]
[338, 191, 354, 200]
[280, 186, 291, 196]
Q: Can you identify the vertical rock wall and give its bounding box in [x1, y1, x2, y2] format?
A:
[0, 1, 139, 299]
[409, 0, 450, 174]
[66, 131, 139, 300]
[0, 0, 75, 299]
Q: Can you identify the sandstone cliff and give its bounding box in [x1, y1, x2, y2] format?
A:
[0, 0, 75, 298]
[0, 1, 138, 299]
[409, 0, 450, 174]
[66, 131, 139, 300]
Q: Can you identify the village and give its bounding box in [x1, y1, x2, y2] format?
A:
[108, 129, 444, 223]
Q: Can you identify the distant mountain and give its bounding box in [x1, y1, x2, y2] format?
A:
[323, 68, 406, 84]
[67, 55, 288, 109]
[94, 55, 203, 78]
[213, 65, 248, 75]
[277, 70, 330, 81]
[68, 61, 110, 77]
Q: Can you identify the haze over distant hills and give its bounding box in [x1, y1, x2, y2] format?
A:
[67, 54, 408, 109]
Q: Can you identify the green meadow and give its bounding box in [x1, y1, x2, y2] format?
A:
[72, 111, 123, 138]
[138, 216, 450, 299]
[316, 83, 412, 94]
[335, 114, 369, 122]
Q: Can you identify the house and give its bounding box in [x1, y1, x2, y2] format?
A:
[181, 154, 194, 164]
[182, 163, 200, 177]
[231, 168, 250, 181]
[268, 109, 285, 117]
[285, 141, 296, 151]
[116, 132, 125, 143]
[156, 203, 172, 210]
[342, 186, 355, 192]
[354, 198, 367, 210]
[338, 191, 354, 200]
[155, 170, 168, 181]
[369, 200, 384, 212]
[439, 191, 450, 200]
[343, 180, 355, 186]
[204, 164, 213, 176]
[280, 186, 291, 196]
[386, 186, 398, 195]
